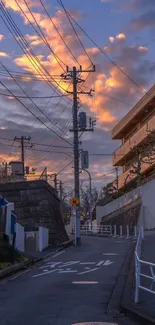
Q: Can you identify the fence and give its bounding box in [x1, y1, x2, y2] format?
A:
[135, 226, 155, 303]
[72, 224, 138, 238]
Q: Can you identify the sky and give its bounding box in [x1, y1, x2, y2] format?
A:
[0, 0, 155, 189]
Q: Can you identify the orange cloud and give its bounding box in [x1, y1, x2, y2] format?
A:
[109, 36, 115, 43]
[4, 1, 147, 126]
[138, 46, 148, 53]
[116, 33, 126, 40]
[0, 51, 9, 57]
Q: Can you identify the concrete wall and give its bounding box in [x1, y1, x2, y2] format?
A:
[0, 180, 68, 246]
[15, 223, 24, 252]
[38, 227, 48, 252]
[96, 178, 155, 230]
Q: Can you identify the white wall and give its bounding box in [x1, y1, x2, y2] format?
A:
[38, 227, 48, 252]
[15, 223, 24, 252]
[96, 178, 155, 230]
[5, 202, 14, 237]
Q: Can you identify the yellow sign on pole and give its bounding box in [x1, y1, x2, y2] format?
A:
[70, 197, 79, 207]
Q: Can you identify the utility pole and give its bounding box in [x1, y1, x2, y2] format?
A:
[59, 180, 63, 201]
[14, 136, 31, 176]
[54, 173, 57, 190]
[63, 65, 95, 246]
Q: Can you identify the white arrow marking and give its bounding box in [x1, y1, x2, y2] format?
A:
[78, 268, 99, 275]
[62, 261, 80, 267]
[104, 260, 114, 266]
[96, 261, 104, 266]
[32, 269, 58, 278]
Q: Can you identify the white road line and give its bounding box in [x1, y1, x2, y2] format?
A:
[80, 262, 96, 265]
[62, 261, 80, 267]
[78, 267, 99, 275]
[96, 261, 104, 266]
[103, 253, 118, 256]
[43, 269, 49, 272]
[58, 270, 77, 273]
[104, 260, 114, 266]
[32, 269, 57, 278]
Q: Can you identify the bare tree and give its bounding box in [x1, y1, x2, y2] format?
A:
[80, 186, 99, 219]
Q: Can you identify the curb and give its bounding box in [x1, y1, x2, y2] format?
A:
[107, 241, 136, 316]
[0, 239, 73, 280]
[121, 251, 155, 325]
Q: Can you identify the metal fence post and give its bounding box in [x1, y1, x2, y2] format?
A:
[120, 225, 123, 237]
[114, 225, 117, 237]
[126, 225, 129, 238]
[141, 225, 144, 239]
[135, 252, 139, 303]
[134, 225, 137, 238]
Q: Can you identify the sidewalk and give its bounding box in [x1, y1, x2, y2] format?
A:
[122, 231, 155, 324]
[26, 247, 58, 262]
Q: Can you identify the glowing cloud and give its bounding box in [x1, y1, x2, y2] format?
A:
[0, 51, 9, 57]
[116, 33, 126, 40]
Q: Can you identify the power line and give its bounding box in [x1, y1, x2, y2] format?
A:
[16, 0, 66, 71]
[0, 2, 69, 97]
[0, 79, 73, 147]
[39, 0, 80, 66]
[57, 0, 146, 93]
[56, 159, 74, 175]
[0, 61, 71, 138]
[58, 0, 93, 67]
[0, 90, 71, 99]
[0, 136, 72, 148]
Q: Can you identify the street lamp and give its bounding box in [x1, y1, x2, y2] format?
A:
[80, 169, 92, 230]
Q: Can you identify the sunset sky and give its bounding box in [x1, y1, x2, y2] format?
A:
[0, 0, 155, 188]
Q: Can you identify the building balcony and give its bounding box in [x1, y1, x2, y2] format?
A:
[116, 159, 155, 189]
[113, 115, 155, 166]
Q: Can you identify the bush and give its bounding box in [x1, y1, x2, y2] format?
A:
[0, 242, 21, 263]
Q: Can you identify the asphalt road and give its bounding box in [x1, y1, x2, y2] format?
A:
[0, 236, 138, 325]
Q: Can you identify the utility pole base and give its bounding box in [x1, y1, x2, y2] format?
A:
[76, 237, 81, 246]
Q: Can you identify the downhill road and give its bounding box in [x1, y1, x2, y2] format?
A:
[0, 236, 137, 325]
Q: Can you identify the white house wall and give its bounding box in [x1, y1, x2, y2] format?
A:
[38, 227, 48, 252]
[15, 223, 24, 252]
[96, 178, 155, 230]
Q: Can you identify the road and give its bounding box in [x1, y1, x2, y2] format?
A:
[0, 236, 137, 325]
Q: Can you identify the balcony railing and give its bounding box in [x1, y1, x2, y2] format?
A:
[113, 115, 155, 166]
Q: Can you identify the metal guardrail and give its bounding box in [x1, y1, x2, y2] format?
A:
[72, 224, 139, 238]
[135, 226, 155, 303]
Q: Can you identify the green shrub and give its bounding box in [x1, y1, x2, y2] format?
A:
[0, 242, 21, 263]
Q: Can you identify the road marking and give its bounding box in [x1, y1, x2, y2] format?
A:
[78, 267, 99, 275]
[96, 261, 104, 266]
[58, 270, 77, 273]
[103, 253, 118, 256]
[84, 267, 91, 270]
[43, 269, 49, 272]
[40, 262, 62, 269]
[51, 250, 65, 258]
[32, 269, 57, 278]
[72, 281, 98, 284]
[80, 262, 96, 265]
[104, 260, 114, 266]
[62, 261, 80, 267]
